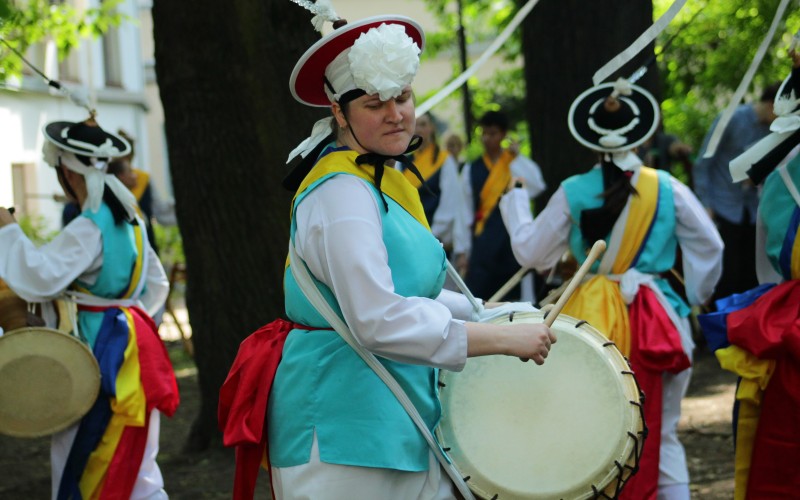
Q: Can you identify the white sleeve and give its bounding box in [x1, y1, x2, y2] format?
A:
[0, 219, 102, 302]
[671, 177, 724, 305]
[430, 156, 461, 246]
[140, 246, 169, 317]
[151, 190, 177, 226]
[499, 186, 571, 273]
[434, 288, 474, 321]
[511, 154, 547, 199]
[454, 162, 474, 255]
[755, 207, 783, 284]
[294, 175, 468, 371]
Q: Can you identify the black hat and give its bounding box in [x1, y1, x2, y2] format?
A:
[568, 81, 659, 154]
[43, 119, 131, 159]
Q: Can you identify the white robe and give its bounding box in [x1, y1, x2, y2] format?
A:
[0, 218, 170, 499]
[498, 176, 723, 494]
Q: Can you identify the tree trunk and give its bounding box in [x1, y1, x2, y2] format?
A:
[152, 0, 324, 451]
[521, 0, 658, 205]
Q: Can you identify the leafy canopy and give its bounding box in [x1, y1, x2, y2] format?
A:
[650, 0, 799, 149]
[0, 0, 123, 83]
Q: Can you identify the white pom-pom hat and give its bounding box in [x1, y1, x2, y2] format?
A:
[290, 15, 425, 107]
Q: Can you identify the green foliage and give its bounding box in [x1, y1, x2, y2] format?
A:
[0, 0, 124, 82]
[420, 0, 537, 158]
[16, 214, 58, 245]
[154, 223, 185, 270]
[424, 0, 521, 61]
[654, 0, 800, 149]
[422, 0, 800, 165]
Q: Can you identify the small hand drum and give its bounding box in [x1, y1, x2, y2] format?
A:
[437, 311, 645, 499]
[0, 327, 100, 438]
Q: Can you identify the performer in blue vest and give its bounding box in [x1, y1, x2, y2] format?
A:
[698, 54, 800, 499]
[0, 118, 177, 499]
[454, 110, 546, 300]
[498, 79, 723, 500]
[226, 6, 555, 500]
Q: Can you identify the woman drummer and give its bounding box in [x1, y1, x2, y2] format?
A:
[498, 80, 723, 499]
[266, 8, 555, 500]
[0, 118, 178, 499]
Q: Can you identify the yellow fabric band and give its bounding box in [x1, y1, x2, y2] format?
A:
[474, 150, 514, 237]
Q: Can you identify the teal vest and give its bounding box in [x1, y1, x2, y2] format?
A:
[561, 167, 689, 316]
[760, 159, 800, 280]
[75, 204, 139, 347]
[269, 172, 448, 471]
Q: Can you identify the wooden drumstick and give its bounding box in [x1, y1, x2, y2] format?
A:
[488, 266, 529, 303]
[543, 240, 606, 327]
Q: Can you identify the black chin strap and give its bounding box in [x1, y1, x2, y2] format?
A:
[355, 135, 431, 211]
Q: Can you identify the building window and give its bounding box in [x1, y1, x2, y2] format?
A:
[11, 163, 35, 215]
[101, 4, 122, 87]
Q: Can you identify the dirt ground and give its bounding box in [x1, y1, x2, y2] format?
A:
[0, 342, 736, 499]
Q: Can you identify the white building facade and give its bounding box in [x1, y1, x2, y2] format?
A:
[0, 0, 168, 231]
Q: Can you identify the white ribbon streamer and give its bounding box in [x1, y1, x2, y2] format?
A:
[702, 0, 792, 159]
[415, 0, 542, 117]
[592, 0, 688, 85]
[729, 126, 799, 182]
[287, 117, 335, 163]
[43, 141, 139, 220]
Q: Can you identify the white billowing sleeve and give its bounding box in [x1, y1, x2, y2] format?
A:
[294, 175, 468, 371]
[435, 288, 474, 321]
[453, 162, 474, 256]
[140, 246, 169, 317]
[499, 186, 571, 273]
[430, 155, 462, 246]
[511, 154, 547, 199]
[671, 178, 724, 305]
[0, 219, 102, 302]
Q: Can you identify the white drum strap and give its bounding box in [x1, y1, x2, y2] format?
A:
[288, 241, 476, 500]
[445, 261, 483, 314]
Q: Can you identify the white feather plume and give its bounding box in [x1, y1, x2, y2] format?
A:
[288, 0, 340, 32]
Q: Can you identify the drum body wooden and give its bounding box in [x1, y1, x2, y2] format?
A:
[0, 327, 100, 438]
[437, 312, 644, 500]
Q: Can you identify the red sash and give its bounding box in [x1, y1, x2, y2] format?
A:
[620, 287, 690, 500]
[218, 319, 323, 500]
[728, 280, 800, 498]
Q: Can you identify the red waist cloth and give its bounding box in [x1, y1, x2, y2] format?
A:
[620, 287, 691, 500]
[728, 280, 800, 499]
[218, 319, 321, 500]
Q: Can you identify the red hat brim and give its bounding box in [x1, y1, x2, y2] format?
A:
[290, 15, 425, 107]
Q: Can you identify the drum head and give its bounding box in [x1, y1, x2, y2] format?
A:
[0, 327, 100, 438]
[437, 312, 642, 500]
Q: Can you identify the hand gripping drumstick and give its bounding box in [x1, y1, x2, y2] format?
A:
[542, 240, 606, 327]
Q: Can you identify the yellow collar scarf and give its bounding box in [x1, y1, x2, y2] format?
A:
[293, 149, 430, 230]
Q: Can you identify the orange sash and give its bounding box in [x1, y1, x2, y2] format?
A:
[474, 150, 515, 236]
[404, 143, 447, 189]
